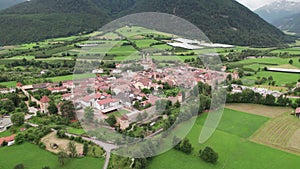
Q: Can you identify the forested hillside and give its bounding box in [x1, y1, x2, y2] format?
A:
[0, 0, 295, 46]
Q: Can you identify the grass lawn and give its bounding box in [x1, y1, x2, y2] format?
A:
[0, 143, 105, 169]
[148, 108, 300, 169]
[67, 127, 86, 135]
[0, 129, 13, 138]
[108, 109, 130, 118]
[0, 81, 17, 87]
[47, 73, 95, 82]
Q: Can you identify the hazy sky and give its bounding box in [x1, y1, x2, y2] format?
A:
[236, 0, 300, 10]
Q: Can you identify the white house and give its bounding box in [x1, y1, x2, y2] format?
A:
[94, 98, 120, 112]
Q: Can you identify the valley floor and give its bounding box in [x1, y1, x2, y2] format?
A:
[148, 106, 300, 169]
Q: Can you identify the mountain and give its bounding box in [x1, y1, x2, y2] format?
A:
[255, 0, 300, 24]
[273, 13, 300, 34]
[0, 0, 26, 10]
[255, 0, 300, 35]
[0, 0, 295, 47]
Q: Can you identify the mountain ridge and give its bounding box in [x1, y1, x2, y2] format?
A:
[255, 0, 300, 24]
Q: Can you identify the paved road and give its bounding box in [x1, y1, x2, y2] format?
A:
[0, 115, 32, 132]
[65, 132, 118, 169]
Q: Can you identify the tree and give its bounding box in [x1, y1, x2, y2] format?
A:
[264, 94, 276, 106]
[174, 100, 181, 108]
[14, 164, 24, 169]
[105, 115, 116, 127]
[58, 151, 68, 166]
[180, 139, 193, 154]
[48, 102, 58, 115]
[227, 85, 233, 92]
[68, 141, 77, 158]
[289, 59, 294, 65]
[15, 133, 25, 144]
[268, 76, 273, 82]
[84, 107, 94, 123]
[227, 74, 232, 81]
[199, 146, 218, 164]
[11, 113, 25, 126]
[60, 101, 76, 120]
[133, 101, 141, 110]
[173, 136, 181, 150]
[83, 143, 89, 156]
[92, 147, 96, 157]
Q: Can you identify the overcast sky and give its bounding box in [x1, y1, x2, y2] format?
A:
[236, 0, 300, 10]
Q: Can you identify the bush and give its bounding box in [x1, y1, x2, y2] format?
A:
[173, 138, 193, 154]
[15, 133, 25, 144]
[14, 164, 24, 169]
[11, 113, 25, 126]
[1, 140, 8, 146]
[199, 146, 218, 164]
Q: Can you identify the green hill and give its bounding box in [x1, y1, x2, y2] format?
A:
[0, 0, 295, 46]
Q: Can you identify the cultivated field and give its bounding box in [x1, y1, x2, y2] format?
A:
[251, 113, 300, 155]
[225, 103, 292, 118]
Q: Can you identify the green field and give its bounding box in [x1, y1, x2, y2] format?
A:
[148, 108, 300, 169]
[271, 47, 300, 55]
[242, 71, 300, 86]
[229, 57, 300, 86]
[0, 81, 17, 87]
[0, 143, 105, 169]
[132, 39, 159, 49]
[0, 129, 13, 138]
[47, 73, 95, 82]
[66, 127, 86, 135]
[237, 57, 300, 69]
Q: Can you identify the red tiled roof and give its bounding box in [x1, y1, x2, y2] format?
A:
[82, 95, 94, 102]
[40, 96, 50, 103]
[0, 134, 16, 145]
[97, 98, 118, 105]
[16, 82, 22, 87]
[139, 78, 150, 86]
[94, 93, 102, 99]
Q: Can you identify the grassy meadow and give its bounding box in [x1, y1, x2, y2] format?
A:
[0, 143, 104, 169]
[148, 108, 300, 169]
